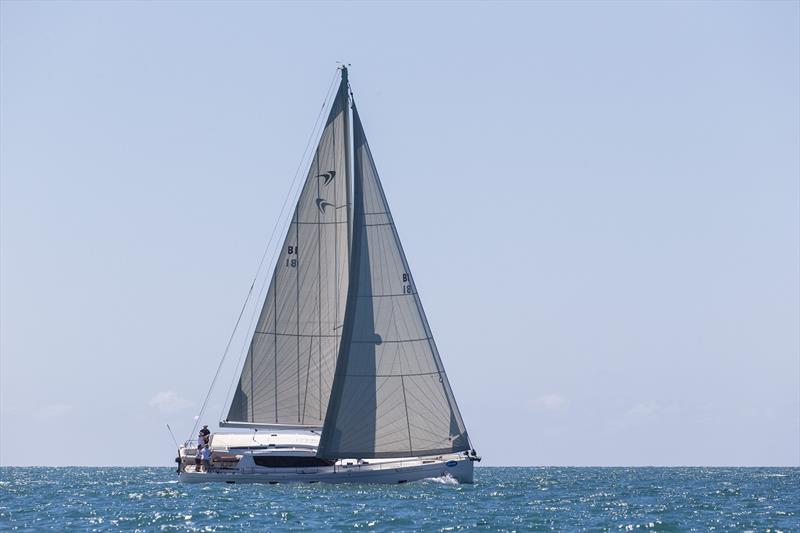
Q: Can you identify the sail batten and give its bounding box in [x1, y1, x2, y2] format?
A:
[317, 104, 470, 459]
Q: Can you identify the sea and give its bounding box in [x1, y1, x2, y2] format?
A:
[0, 467, 797, 531]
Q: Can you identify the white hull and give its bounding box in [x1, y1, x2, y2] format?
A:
[179, 455, 473, 484]
[177, 430, 474, 484]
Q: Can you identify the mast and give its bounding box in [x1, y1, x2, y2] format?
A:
[341, 65, 353, 257]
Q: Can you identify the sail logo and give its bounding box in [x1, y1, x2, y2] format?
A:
[316, 198, 334, 214]
[317, 170, 336, 186]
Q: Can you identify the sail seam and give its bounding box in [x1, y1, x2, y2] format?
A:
[273, 269, 278, 422]
[346, 371, 441, 378]
[317, 148, 323, 422]
[400, 375, 414, 454]
[358, 292, 416, 298]
[349, 336, 432, 344]
[249, 344, 254, 422]
[254, 331, 339, 338]
[302, 337, 312, 422]
[295, 207, 301, 422]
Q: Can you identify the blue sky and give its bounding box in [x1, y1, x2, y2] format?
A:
[1, 1, 798, 466]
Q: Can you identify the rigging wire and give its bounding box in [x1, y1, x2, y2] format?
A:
[187, 68, 341, 442]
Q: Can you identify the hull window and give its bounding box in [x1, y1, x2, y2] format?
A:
[253, 456, 335, 468]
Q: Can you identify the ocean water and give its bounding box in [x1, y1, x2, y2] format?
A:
[0, 467, 797, 531]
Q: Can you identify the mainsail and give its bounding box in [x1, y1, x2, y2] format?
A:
[225, 75, 350, 427]
[317, 105, 470, 458]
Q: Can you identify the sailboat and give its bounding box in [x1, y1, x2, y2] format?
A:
[177, 67, 479, 484]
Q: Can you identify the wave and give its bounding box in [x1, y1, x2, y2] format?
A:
[424, 473, 460, 485]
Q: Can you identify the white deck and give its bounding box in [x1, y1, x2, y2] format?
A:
[208, 430, 320, 451]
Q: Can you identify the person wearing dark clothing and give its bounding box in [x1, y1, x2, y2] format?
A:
[199, 425, 211, 445]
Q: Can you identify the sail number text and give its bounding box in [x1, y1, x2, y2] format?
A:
[286, 245, 297, 268]
[402, 273, 412, 294]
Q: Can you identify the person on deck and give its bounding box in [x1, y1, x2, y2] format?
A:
[195, 445, 203, 472]
[199, 425, 211, 445]
[201, 444, 211, 472]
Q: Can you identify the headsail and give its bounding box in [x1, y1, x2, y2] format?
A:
[317, 105, 470, 458]
[225, 74, 350, 427]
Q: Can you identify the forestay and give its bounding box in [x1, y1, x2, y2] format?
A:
[226, 77, 350, 427]
[317, 105, 470, 458]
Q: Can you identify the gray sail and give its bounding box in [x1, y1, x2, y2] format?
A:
[317, 105, 470, 458]
[225, 76, 350, 427]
